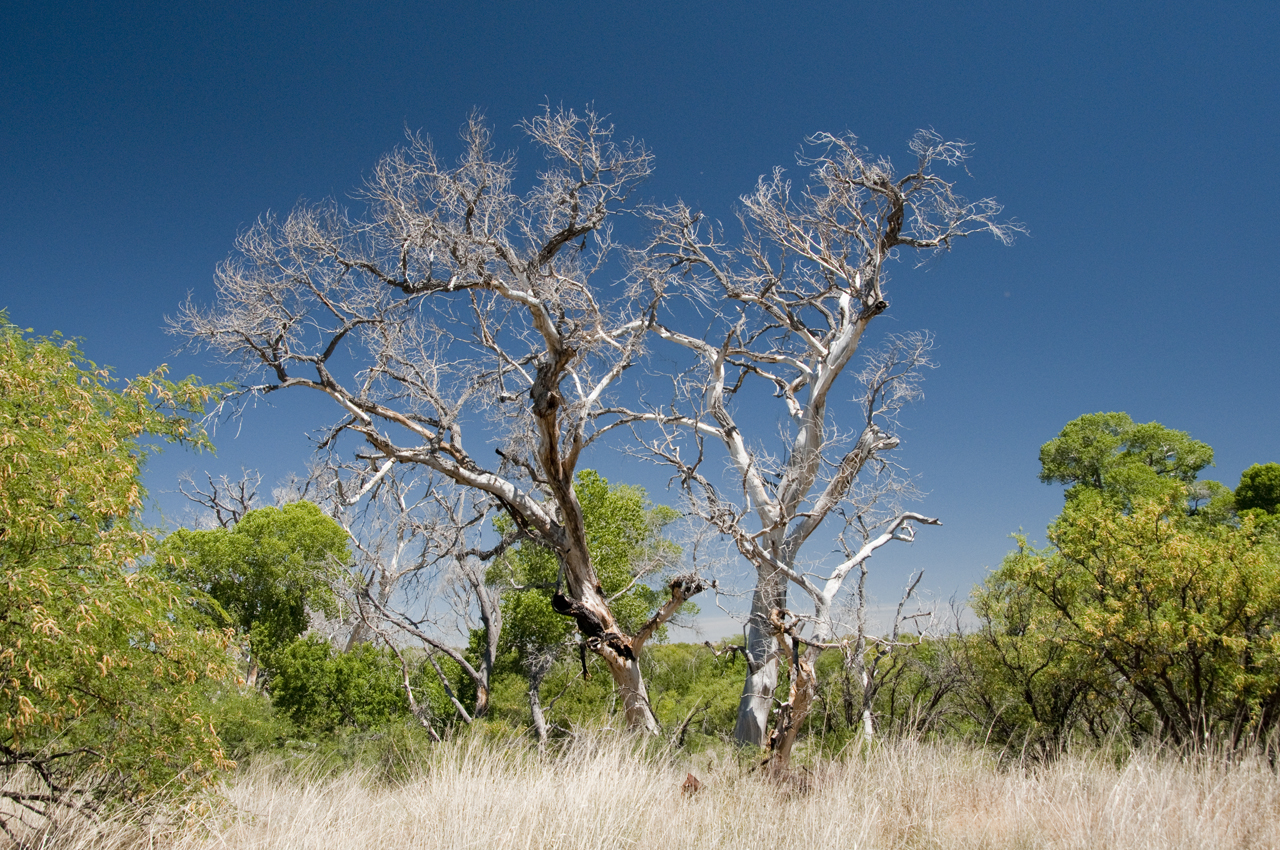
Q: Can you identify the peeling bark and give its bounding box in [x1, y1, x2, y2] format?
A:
[767, 647, 819, 775]
[555, 574, 709, 734]
[602, 650, 661, 735]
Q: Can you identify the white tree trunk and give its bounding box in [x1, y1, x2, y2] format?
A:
[734, 569, 786, 745]
[606, 654, 661, 735]
[529, 681, 550, 746]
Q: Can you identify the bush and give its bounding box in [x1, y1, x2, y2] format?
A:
[270, 636, 412, 736]
[0, 315, 235, 828]
[205, 686, 292, 763]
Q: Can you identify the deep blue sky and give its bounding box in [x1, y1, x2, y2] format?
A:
[4, 1, 1277, 622]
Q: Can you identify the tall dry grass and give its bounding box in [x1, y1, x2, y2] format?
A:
[21, 731, 1280, 850]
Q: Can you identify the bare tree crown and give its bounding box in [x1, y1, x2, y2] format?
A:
[635, 129, 1021, 575]
[175, 107, 702, 732]
[176, 108, 655, 576]
[628, 127, 1020, 751]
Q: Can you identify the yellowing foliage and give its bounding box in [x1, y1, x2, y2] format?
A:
[0, 315, 236, 827]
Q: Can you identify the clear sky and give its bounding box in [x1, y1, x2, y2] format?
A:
[4, 1, 1277, 625]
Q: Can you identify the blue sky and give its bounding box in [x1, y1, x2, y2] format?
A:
[4, 1, 1277, 622]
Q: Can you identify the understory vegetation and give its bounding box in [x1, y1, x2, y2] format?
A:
[15, 730, 1280, 850]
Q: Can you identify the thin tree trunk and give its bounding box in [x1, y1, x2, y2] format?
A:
[529, 679, 550, 746]
[767, 644, 819, 774]
[246, 657, 260, 689]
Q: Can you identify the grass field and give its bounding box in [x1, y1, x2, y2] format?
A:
[21, 731, 1280, 850]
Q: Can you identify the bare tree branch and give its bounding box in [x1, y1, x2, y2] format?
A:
[630, 130, 1020, 755]
[177, 469, 261, 528]
[173, 107, 697, 733]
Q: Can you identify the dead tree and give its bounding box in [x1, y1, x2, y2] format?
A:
[173, 107, 708, 733]
[753, 515, 939, 771]
[629, 130, 1022, 751]
[177, 468, 262, 528]
[311, 457, 508, 721]
[842, 567, 930, 741]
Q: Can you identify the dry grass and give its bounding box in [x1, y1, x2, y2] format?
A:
[19, 732, 1280, 850]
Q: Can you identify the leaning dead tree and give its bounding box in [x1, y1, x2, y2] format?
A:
[174, 107, 709, 733]
[630, 130, 1022, 760]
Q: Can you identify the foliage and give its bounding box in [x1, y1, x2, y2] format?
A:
[481, 641, 745, 747]
[1038, 412, 1213, 506]
[1187, 479, 1237, 527]
[864, 636, 970, 739]
[415, 651, 472, 733]
[1236, 462, 1280, 515]
[157, 501, 350, 678]
[281, 637, 473, 741]
[966, 554, 1121, 750]
[0, 315, 235, 828]
[642, 643, 745, 747]
[487, 470, 681, 678]
[478, 633, 975, 756]
[788, 635, 971, 756]
[973, 413, 1280, 749]
[202, 686, 292, 763]
[1019, 493, 1280, 744]
[270, 635, 411, 736]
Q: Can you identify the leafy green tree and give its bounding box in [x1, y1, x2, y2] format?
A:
[973, 414, 1280, 749]
[1187, 479, 1237, 526]
[1236, 463, 1280, 515]
[270, 635, 411, 736]
[1000, 492, 1280, 746]
[1038, 412, 1214, 505]
[158, 501, 350, 683]
[968, 539, 1135, 750]
[0, 315, 235, 830]
[485, 470, 681, 740]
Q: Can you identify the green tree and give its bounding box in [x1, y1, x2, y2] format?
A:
[1038, 412, 1214, 505]
[270, 635, 410, 736]
[1236, 463, 1280, 515]
[973, 414, 1280, 748]
[0, 316, 235, 830]
[157, 501, 350, 683]
[969, 539, 1137, 750]
[1000, 492, 1280, 746]
[485, 470, 681, 741]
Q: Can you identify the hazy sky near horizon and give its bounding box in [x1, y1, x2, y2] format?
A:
[4, 1, 1278, 627]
